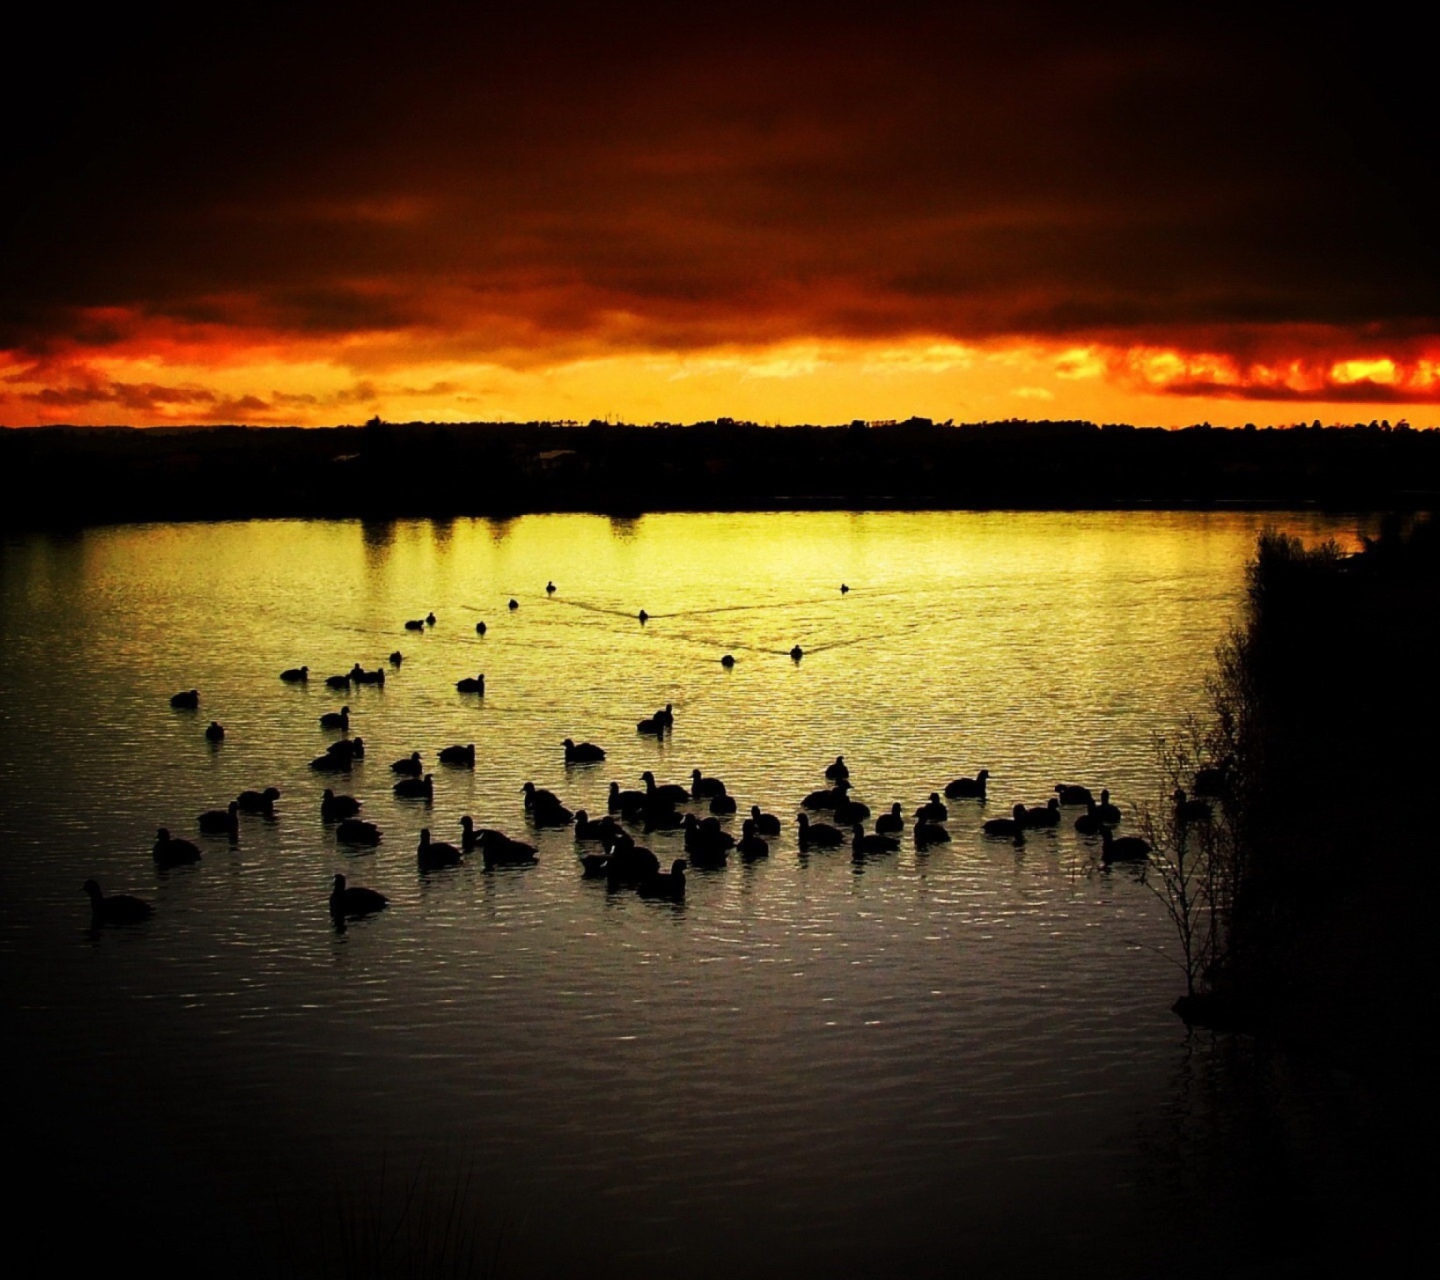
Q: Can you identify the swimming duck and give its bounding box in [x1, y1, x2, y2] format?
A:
[1054, 783, 1094, 806]
[983, 806, 1029, 839]
[914, 821, 951, 848]
[280, 666, 309, 683]
[391, 751, 423, 776]
[417, 828, 462, 870]
[479, 830, 539, 867]
[609, 781, 649, 816]
[389, 651, 404, 666]
[438, 743, 476, 766]
[84, 879, 153, 923]
[655, 704, 675, 729]
[944, 769, 989, 800]
[198, 801, 240, 838]
[546, 581, 556, 594]
[605, 841, 660, 884]
[508, 599, 519, 611]
[321, 790, 361, 820]
[329, 874, 387, 916]
[720, 653, 735, 667]
[393, 773, 434, 800]
[326, 674, 353, 690]
[851, 824, 899, 855]
[1192, 761, 1231, 796]
[170, 689, 199, 709]
[641, 771, 690, 806]
[749, 805, 782, 837]
[236, 786, 281, 815]
[915, 793, 948, 822]
[833, 795, 871, 825]
[475, 621, 487, 635]
[643, 809, 685, 832]
[636, 715, 664, 736]
[309, 752, 350, 773]
[426, 613, 436, 625]
[682, 813, 735, 860]
[1074, 801, 1107, 835]
[319, 706, 350, 731]
[573, 810, 608, 841]
[521, 781, 562, 811]
[637, 609, 648, 623]
[456, 674, 485, 693]
[352, 666, 385, 686]
[736, 820, 769, 859]
[336, 818, 381, 846]
[1101, 828, 1152, 864]
[327, 736, 364, 761]
[709, 793, 738, 816]
[690, 769, 727, 799]
[824, 755, 850, 781]
[796, 812, 845, 849]
[564, 738, 607, 763]
[1021, 798, 1061, 827]
[1173, 789, 1212, 824]
[153, 828, 201, 867]
[405, 619, 425, 631]
[637, 859, 687, 899]
[790, 645, 804, 661]
[875, 803, 905, 835]
[204, 721, 225, 742]
[1095, 790, 1123, 824]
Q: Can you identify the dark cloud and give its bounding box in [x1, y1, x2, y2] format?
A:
[2, 3, 1437, 371]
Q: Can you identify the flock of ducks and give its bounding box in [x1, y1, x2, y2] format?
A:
[84, 587, 1221, 928]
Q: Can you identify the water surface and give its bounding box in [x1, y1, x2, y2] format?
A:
[0, 510, 1372, 1276]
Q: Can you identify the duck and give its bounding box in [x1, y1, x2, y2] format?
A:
[319, 706, 350, 731]
[641, 771, 690, 806]
[801, 783, 845, 810]
[321, 790, 361, 821]
[573, 810, 608, 841]
[1193, 761, 1231, 796]
[153, 828, 201, 867]
[326, 673, 352, 690]
[824, 755, 850, 781]
[521, 781, 562, 811]
[1101, 828, 1152, 864]
[336, 818, 381, 846]
[654, 704, 675, 729]
[391, 751, 423, 776]
[875, 803, 906, 835]
[749, 805, 782, 837]
[416, 828, 462, 870]
[983, 806, 1029, 839]
[637, 609, 648, 623]
[736, 820, 769, 859]
[438, 743, 476, 767]
[280, 666, 309, 683]
[690, 768, 727, 799]
[236, 786, 281, 815]
[309, 752, 351, 773]
[682, 813, 734, 862]
[170, 689, 199, 709]
[609, 781, 649, 817]
[546, 581, 556, 594]
[205, 721, 225, 742]
[404, 619, 425, 631]
[710, 793, 738, 816]
[833, 794, 870, 825]
[1074, 801, 1107, 835]
[352, 666, 385, 686]
[790, 645, 804, 661]
[198, 801, 240, 838]
[1095, 789, 1123, 824]
[840, 583, 850, 593]
[720, 653, 735, 667]
[606, 841, 660, 884]
[475, 621, 487, 635]
[479, 830, 539, 867]
[944, 769, 989, 799]
[329, 874, 387, 916]
[393, 773, 434, 800]
[508, 599, 519, 611]
[456, 674, 485, 693]
[638, 859, 687, 899]
[852, 823, 899, 855]
[458, 815, 486, 852]
[915, 793, 948, 822]
[426, 613, 436, 625]
[530, 800, 574, 828]
[914, 821, 951, 848]
[636, 715, 664, 736]
[84, 879, 153, 923]
[643, 809, 685, 832]
[389, 651, 404, 666]
[326, 736, 365, 761]
[1021, 798, 1061, 827]
[796, 812, 845, 849]
[1054, 783, 1094, 806]
[1173, 789, 1212, 824]
[563, 738, 606, 763]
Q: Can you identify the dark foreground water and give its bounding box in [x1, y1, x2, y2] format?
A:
[0, 511, 1393, 1276]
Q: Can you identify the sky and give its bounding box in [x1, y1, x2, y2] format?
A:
[3, 2, 1437, 428]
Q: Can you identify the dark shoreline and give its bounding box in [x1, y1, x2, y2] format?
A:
[6, 418, 1438, 530]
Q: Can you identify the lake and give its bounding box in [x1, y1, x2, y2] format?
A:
[0, 510, 1377, 1277]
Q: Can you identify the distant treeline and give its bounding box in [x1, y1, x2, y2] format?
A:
[4, 417, 1440, 528]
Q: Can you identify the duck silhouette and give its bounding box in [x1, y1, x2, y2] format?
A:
[637, 859, 687, 899]
[438, 743, 476, 766]
[983, 806, 1028, 839]
[690, 768, 727, 799]
[198, 801, 240, 838]
[875, 803, 905, 835]
[393, 773, 434, 800]
[389, 651, 404, 666]
[915, 793, 948, 822]
[204, 721, 225, 742]
[456, 674, 485, 693]
[319, 706, 350, 731]
[329, 874, 387, 916]
[84, 879, 153, 923]
[321, 790, 361, 821]
[824, 755, 850, 781]
[736, 820, 769, 859]
[1101, 828, 1152, 864]
[336, 818, 381, 846]
[852, 824, 899, 855]
[417, 828, 462, 870]
[564, 738, 606, 763]
[1055, 783, 1094, 806]
[796, 812, 844, 850]
[236, 786, 281, 815]
[153, 828, 201, 867]
[280, 666, 309, 683]
[391, 751, 423, 776]
[170, 689, 199, 709]
[475, 621, 487, 635]
[1096, 790, 1123, 824]
[914, 821, 951, 848]
[749, 805, 782, 837]
[944, 769, 989, 799]
[720, 653, 735, 667]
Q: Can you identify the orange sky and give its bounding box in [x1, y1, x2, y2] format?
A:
[4, 4, 1437, 428]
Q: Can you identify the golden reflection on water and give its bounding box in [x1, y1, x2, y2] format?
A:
[0, 509, 1368, 1278]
